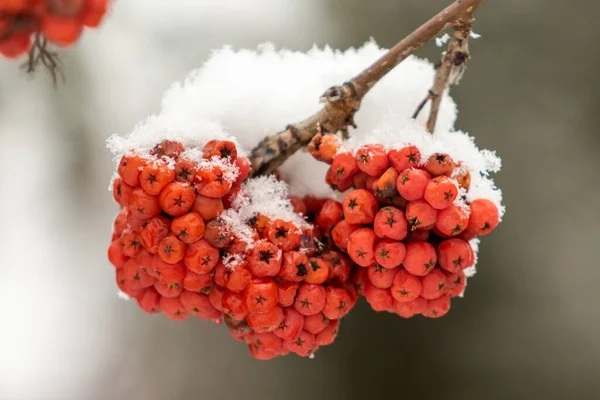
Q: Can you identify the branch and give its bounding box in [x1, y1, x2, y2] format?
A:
[414, 17, 473, 133]
[249, 0, 486, 177]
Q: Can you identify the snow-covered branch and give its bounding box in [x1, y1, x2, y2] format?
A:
[249, 0, 486, 176]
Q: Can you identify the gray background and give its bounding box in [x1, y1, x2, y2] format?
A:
[0, 0, 598, 399]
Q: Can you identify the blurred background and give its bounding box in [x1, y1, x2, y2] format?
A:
[1, 0, 599, 399]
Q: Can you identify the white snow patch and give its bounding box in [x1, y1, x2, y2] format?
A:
[117, 291, 130, 301]
[220, 176, 309, 246]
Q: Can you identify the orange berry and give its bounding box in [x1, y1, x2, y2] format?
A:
[394, 296, 427, 318]
[367, 264, 396, 289]
[264, 219, 301, 251]
[315, 200, 343, 232]
[403, 241, 437, 276]
[397, 168, 431, 201]
[195, 165, 233, 198]
[119, 230, 141, 258]
[139, 217, 169, 253]
[0, 33, 31, 58]
[347, 228, 377, 267]
[374, 239, 406, 269]
[277, 281, 299, 307]
[420, 269, 447, 300]
[305, 257, 329, 284]
[322, 251, 352, 284]
[139, 159, 175, 195]
[203, 218, 233, 248]
[373, 206, 407, 240]
[372, 167, 399, 200]
[436, 204, 469, 236]
[331, 152, 358, 181]
[234, 156, 251, 186]
[118, 154, 147, 187]
[464, 198, 500, 237]
[150, 140, 184, 158]
[424, 153, 455, 177]
[355, 144, 389, 177]
[107, 240, 127, 268]
[303, 313, 329, 335]
[171, 212, 205, 244]
[406, 199, 438, 231]
[424, 176, 458, 209]
[158, 234, 185, 264]
[423, 294, 451, 318]
[152, 256, 186, 284]
[184, 239, 219, 274]
[112, 178, 133, 207]
[342, 189, 378, 224]
[274, 308, 304, 340]
[331, 220, 360, 251]
[191, 194, 224, 221]
[322, 286, 353, 319]
[182, 270, 213, 294]
[388, 145, 421, 172]
[247, 307, 285, 333]
[180, 290, 220, 320]
[160, 297, 189, 321]
[81, 0, 108, 27]
[248, 241, 282, 277]
[129, 188, 161, 219]
[279, 251, 309, 282]
[159, 182, 196, 216]
[136, 287, 161, 314]
[391, 269, 422, 303]
[222, 290, 249, 321]
[42, 15, 82, 46]
[203, 140, 238, 160]
[154, 281, 183, 298]
[364, 282, 394, 312]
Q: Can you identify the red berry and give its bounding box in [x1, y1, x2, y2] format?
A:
[397, 168, 431, 201]
[437, 239, 474, 272]
[203, 140, 238, 160]
[222, 290, 249, 321]
[208, 285, 225, 312]
[405, 200, 438, 231]
[182, 270, 213, 293]
[316, 319, 339, 346]
[316, 200, 344, 232]
[248, 241, 282, 277]
[402, 241, 437, 276]
[342, 189, 378, 224]
[108, 240, 128, 269]
[436, 204, 469, 236]
[140, 217, 169, 253]
[195, 165, 233, 198]
[322, 251, 352, 283]
[180, 290, 220, 320]
[424, 153, 455, 177]
[112, 178, 133, 207]
[355, 144, 389, 177]
[374, 240, 406, 269]
[153, 256, 186, 284]
[277, 281, 299, 307]
[226, 264, 253, 293]
[248, 345, 278, 360]
[247, 307, 285, 333]
[444, 270, 466, 297]
[184, 239, 219, 274]
[129, 188, 161, 219]
[294, 283, 326, 316]
[203, 218, 233, 249]
[244, 278, 278, 313]
[423, 294, 451, 318]
[283, 330, 316, 357]
[279, 251, 308, 282]
[420, 269, 447, 300]
[264, 219, 301, 251]
[274, 308, 304, 340]
[154, 281, 183, 298]
[331, 220, 360, 251]
[120, 230, 142, 258]
[192, 194, 224, 221]
[326, 167, 354, 192]
[373, 206, 407, 240]
[303, 313, 330, 335]
[139, 159, 175, 195]
[118, 154, 147, 187]
[171, 212, 205, 244]
[388, 145, 421, 172]
[394, 296, 427, 318]
[234, 157, 251, 186]
[367, 264, 396, 289]
[464, 199, 500, 237]
[174, 158, 197, 183]
[322, 286, 353, 319]
[159, 182, 196, 216]
[305, 257, 329, 284]
[158, 235, 185, 264]
[347, 228, 377, 267]
[331, 152, 359, 181]
[150, 140, 184, 158]
[364, 283, 394, 312]
[159, 296, 189, 321]
[391, 269, 422, 302]
[352, 268, 369, 296]
[137, 287, 161, 314]
[424, 176, 458, 210]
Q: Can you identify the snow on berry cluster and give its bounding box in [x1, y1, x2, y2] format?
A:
[106, 43, 504, 359]
[108, 139, 358, 360]
[0, 0, 110, 59]
[310, 140, 500, 318]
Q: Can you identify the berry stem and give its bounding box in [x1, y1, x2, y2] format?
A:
[249, 0, 485, 177]
[414, 16, 474, 133]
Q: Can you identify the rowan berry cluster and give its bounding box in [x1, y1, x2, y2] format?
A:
[108, 139, 357, 360]
[309, 136, 500, 318]
[0, 0, 109, 59]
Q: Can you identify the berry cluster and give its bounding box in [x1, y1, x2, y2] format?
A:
[310, 139, 500, 318]
[108, 140, 357, 360]
[0, 0, 109, 59]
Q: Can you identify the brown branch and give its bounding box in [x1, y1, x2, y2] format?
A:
[249, 0, 485, 177]
[421, 17, 473, 133]
[21, 32, 64, 85]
